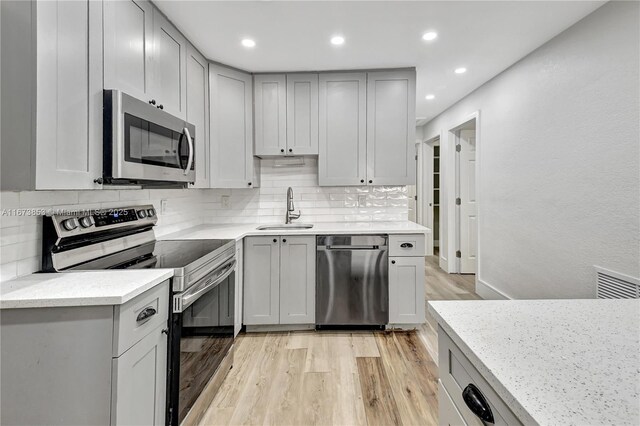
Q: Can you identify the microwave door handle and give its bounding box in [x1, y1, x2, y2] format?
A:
[183, 127, 194, 175]
[177, 132, 185, 170]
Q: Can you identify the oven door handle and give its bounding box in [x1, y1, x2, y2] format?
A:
[183, 127, 193, 175]
[174, 259, 236, 313]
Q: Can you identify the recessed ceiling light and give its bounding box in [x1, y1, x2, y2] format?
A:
[454, 67, 467, 74]
[425, 94, 435, 100]
[331, 35, 345, 46]
[422, 31, 438, 41]
[241, 38, 256, 48]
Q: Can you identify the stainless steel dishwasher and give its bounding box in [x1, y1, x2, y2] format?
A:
[316, 235, 388, 327]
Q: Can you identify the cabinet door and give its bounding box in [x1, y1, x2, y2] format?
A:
[243, 236, 280, 325]
[234, 241, 244, 336]
[186, 44, 210, 188]
[210, 64, 258, 188]
[254, 74, 287, 156]
[279, 236, 315, 324]
[151, 8, 187, 119]
[103, 0, 153, 102]
[286, 73, 319, 155]
[366, 70, 416, 185]
[388, 256, 425, 324]
[111, 325, 167, 426]
[34, 0, 103, 189]
[318, 73, 367, 186]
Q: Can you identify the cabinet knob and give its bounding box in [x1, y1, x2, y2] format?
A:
[368, 180, 373, 184]
[93, 177, 104, 185]
[281, 149, 285, 153]
[288, 148, 292, 153]
[282, 238, 287, 243]
[273, 238, 277, 243]
[360, 179, 365, 184]
[161, 328, 169, 335]
[248, 182, 252, 186]
[157, 104, 164, 110]
[391, 260, 396, 264]
[149, 99, 156, 105]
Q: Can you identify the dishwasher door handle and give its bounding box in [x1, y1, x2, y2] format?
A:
[322, 245, 386, 250]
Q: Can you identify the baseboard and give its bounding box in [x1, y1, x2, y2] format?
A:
[245, 324, 315, 332]
[476, 279, 511, 300]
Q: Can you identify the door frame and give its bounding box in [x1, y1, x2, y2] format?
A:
[420, 136, 438, 255]
[446, 111, 481, 276]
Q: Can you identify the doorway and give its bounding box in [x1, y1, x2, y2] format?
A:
[451, 118, 477, 275]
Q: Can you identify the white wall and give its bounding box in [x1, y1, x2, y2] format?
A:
[422, 1, 639, 299]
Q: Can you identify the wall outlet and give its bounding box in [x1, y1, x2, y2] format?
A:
[358, 195, 367, 207]
[160, 199, 168, 214]
[221, 195, 231, 209]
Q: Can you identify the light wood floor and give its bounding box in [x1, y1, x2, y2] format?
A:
[199, 255, 480, 426]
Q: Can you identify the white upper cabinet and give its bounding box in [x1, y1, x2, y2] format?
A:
[254, 73, 319, 157]
[318, 72, 367, 186]
[104, 0, 187, 119]
[0, 0, 103, 190]
[186, 44, 210, 188]
[103, 0, 153, 102]
[254, 74, 287, 156]
[150, 7, 187, 119]
[366, 70, 416, 185]
[287, 73, 319, 156]
[209, 63, 259, 188]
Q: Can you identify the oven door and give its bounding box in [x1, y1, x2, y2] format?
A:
[105, 90, 195, 184]
[168, 259, 236, 426]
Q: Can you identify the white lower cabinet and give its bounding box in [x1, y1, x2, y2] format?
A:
[0, 282, 169, 426]
[388, 234, 426, 325]
[389, 256, 425, 324]
[438, 380, 468, 426]
[111, 325, 167, 426]
[234, 241, 244, 336]
[244, 236, 315, 326]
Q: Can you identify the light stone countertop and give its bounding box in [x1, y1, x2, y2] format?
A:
[428, 299, 640, 426]
[161, 221, 430, 242]
[0, 269, 174, 309]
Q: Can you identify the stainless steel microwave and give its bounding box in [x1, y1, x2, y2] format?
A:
[103, 90, 195, 185]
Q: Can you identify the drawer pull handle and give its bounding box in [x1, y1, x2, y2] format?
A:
[462, 384, 494, 424]
[400, 243, 414, 248]
[136, 307, 157, 322]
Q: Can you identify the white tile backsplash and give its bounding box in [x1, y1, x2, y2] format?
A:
[202, 158, 408, 225]
[0, 158, 407, 280]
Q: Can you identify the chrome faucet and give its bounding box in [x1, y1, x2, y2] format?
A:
[285, 187, 301, 224]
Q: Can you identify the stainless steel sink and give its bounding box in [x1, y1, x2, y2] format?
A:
[256, 223, 314, 230]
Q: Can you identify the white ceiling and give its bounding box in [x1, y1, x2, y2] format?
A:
[155, 1, 605, 123]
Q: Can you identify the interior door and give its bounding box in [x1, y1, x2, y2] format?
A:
[457, 129, 477, 273]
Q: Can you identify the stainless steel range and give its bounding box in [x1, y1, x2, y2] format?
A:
[41, 205, 236, 426]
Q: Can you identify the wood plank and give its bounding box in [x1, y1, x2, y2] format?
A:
[351, 332, 381, 357]
[298, 372, 332, 425]
[262, 348, 307, 425]
[226, 333, 287, 425]
[208, 334, 266, 410]
[356, 357, 403, 426]
[375, 333, 439, 426]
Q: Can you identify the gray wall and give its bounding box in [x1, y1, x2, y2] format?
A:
[422, 2, 639, 299]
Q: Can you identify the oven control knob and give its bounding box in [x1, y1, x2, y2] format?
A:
[137, 210, 147, 219]
[61, 218, 79, 231]
[79, 216, 95, 228]
[147, 208, 155, 217]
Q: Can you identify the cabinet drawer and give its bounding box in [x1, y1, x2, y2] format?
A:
[439, 380, 467, 426]
[389, 234, 426, 256]
[438, 326, 521, 426]
[113, 281, 169, 357]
